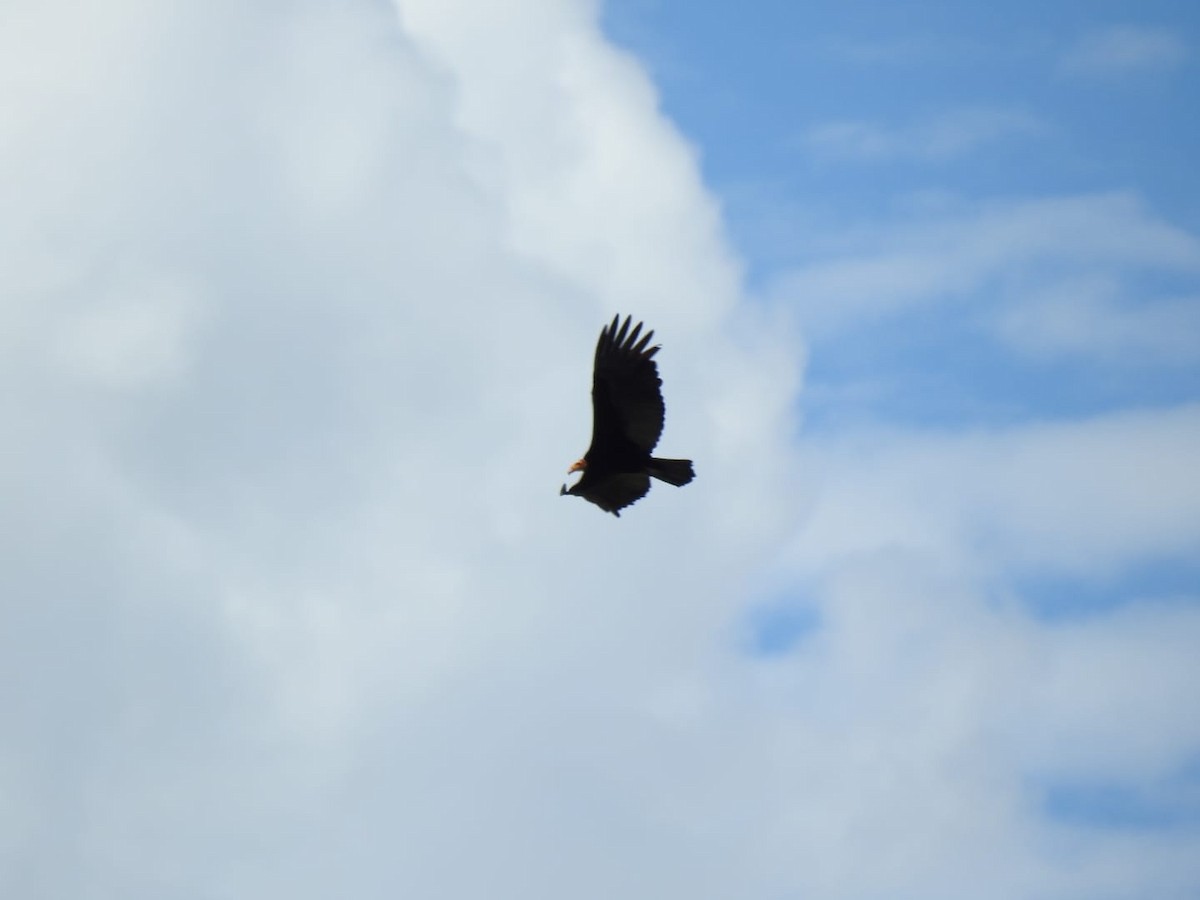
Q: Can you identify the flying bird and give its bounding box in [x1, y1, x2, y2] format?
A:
[560, 314, 695, 516]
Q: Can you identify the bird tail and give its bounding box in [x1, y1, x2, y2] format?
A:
[648, 457, 695, 487]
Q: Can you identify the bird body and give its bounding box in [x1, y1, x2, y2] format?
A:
[561, 315, 695, 516]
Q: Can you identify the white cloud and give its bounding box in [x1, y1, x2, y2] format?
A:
[995, 275, 1200, 365]
[1061, 25, 1189, 76]
[397, 0, 743, 323]
[761, 405, 1200, 895]
[1, 2, 1198, 899]
[49, 268, 201, 389]
[787, 404, 1200, 580]
[0, 0, 797, 896]
[803, 107, 1043, 164]
[767, 191, 1200, 340]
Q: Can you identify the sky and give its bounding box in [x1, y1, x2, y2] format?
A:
[1, 0, 1197, 897]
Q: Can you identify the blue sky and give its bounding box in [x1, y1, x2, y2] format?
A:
[2, 1, 1198, 897]
[606, 0, 1200, 430]
[605, 1, 1198, 231]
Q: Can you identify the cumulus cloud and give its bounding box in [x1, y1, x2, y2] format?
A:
[0, 0, 797, 896]
[2, 1, 1198, 899]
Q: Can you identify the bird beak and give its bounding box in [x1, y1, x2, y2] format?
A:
[567, 459, 586, 474]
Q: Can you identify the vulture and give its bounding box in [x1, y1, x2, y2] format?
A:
[560, 314, 695, 516]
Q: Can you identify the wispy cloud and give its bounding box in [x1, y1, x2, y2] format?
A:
[813, 34, 995, 67]
[995, 276, 1200, 366]
[768, 191, 1200, 338]
[802, 107, 1043, 164]
[1060, 25, 1189, 76]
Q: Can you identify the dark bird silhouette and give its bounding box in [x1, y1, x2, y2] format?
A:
[560, 315, 695, 516]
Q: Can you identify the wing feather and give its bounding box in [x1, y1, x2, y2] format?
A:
[590, 315, 666, 453]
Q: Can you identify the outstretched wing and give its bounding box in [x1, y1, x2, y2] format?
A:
[590, 314, 665, 454]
